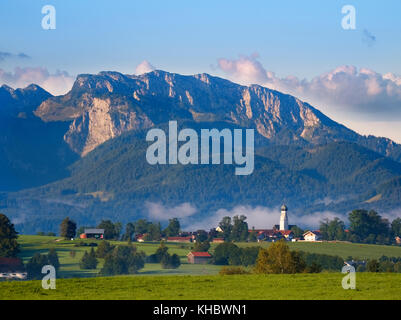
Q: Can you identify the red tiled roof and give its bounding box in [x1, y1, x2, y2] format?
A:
[279, 230, 293, 236]
[168, 236, 192, 240]
[0, 257, 23, 266]
[0, 257, 24, 272]
[189, 252, 211, 257]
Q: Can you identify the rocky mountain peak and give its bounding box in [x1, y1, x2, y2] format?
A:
[29, 70, 401, 161]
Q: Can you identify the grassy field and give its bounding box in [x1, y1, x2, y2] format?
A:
[16, 235, 401, 278]
[17, 235, 222, 278]
[3, 236, 401, 300]
[1, 273, 401, 300]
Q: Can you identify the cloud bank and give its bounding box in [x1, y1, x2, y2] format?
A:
[217, 54, 401, 120]
[144, 202, 351, 231]
[0, 67, 75, 96]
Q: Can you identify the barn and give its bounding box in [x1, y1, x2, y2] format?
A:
[80, 228, 105, 239]
[187, 252, 212, 264]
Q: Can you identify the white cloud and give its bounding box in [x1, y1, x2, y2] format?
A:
[145, 202, 198, 221]
[135, 60, 155, 75]
[217, 54, 401, 120]
[144, 202, 401, 231]
[0, 67, 74, 96]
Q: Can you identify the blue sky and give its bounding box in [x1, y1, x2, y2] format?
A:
[1, 0, 401, 141]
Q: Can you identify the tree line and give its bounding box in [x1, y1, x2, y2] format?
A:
[319, 209, 401, 245]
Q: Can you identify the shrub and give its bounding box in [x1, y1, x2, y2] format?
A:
[367, 259, 380, 272]
[100, 245, 146, 275]
[219, 266, 250, 275]
[161, 253, 181, 269]
[254, 240, 306, 274]
[305, 262, 322, 273]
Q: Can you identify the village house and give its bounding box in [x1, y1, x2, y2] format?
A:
[0, 257, 27, 280]
[303, 230, 322, 242]
[187, 252, 212, 264]
[80, 228, 105, 239]
[212, 238, 225, 243]
[136, 234, 146, 242]
[278, 230, 294, 240]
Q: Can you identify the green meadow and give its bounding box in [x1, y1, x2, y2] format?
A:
[15, 235, 401, 278]
[2, 236, 401, 300]
[1, 273, 401, 300]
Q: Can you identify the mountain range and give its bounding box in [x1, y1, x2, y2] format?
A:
[1, 70, 401, 234]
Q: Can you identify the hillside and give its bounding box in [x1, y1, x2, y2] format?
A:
[4, 123, 401, 233]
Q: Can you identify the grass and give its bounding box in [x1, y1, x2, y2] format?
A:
[1, 273, 401, 300]
[17, 235, 220, 278]
[16, 235, 401, 278]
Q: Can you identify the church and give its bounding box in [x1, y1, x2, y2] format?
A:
[251, 204, 296, 242]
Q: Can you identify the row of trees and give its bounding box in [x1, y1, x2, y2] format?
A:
[25, 249, 60, 279]
[79, 240, 182, 274]
[319, 209, 401, 244]
[59, 217, 184, 242]
[213, 241, 344, 273]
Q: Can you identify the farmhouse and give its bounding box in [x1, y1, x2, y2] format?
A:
[80, 228, 104, 239]
[212, 238, 225, 243]
[187, 252, 212, 264]
[303, 230, 322, 242]
[0, 257, 27, 280]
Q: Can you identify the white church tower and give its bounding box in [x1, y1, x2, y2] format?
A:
[280, 204, 288, 231]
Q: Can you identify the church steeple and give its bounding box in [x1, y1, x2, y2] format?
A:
[280, 204, 288, 231]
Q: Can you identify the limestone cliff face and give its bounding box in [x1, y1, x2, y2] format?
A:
[64, 97, 153, 156]
[34, 70, 401, 161]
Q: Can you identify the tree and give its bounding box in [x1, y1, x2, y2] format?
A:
[240, 247, 261, 266]
[254, 240, 306, 274]
[79, 248, 98, 269]
[97, 220, 120, 240]
[161, 253, 181, 269]
[366, 259, 380, 272]
[134, 219, 150, 235]
[100, 245, 145, 275]
[391, 218, 401, 238]
[154, 242, 169, 262]
[348, 210, 390, 243]
[213, 242, 240, 265]
[96, 240, 114, 258]
[26, 253, 49, 279]
[164, 218, 180, 237]
[0, 213, 19, 257]
[76, 226, 86, 237]
[123, 222, 135, 241]
[195, 230, 208, 243]
[231, 215, 248, 242]
[290, 225, 304, 239]
[249, 229, 257, 242]
[60, 217, 77, 239]
[145, 222, 162, 241]
[47, 248, 60, 271]
[193, 241, 210, 252]
[305, 262, 322, 273]
[320, 218, 345, 241]
[219, 216, 232, 241]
